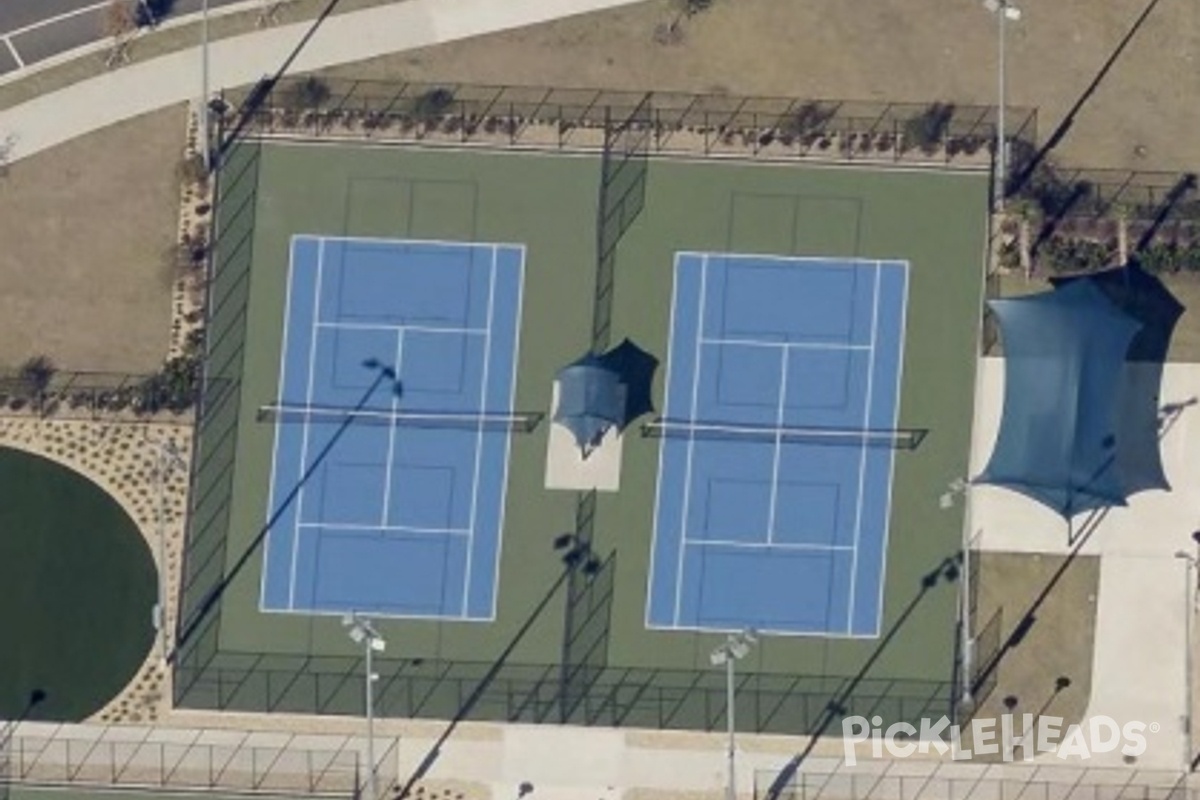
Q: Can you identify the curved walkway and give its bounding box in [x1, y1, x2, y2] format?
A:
[0, 0, 646, 164]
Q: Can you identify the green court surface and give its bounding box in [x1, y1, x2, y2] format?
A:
[177, 139, 987, 732]
[0, 448, 156, 721]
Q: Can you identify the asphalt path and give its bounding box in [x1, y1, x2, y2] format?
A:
[0, 0, 257, 77]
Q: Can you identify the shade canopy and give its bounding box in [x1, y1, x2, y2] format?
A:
[977, 275, 1173, 518]
[1049, 263, 1184, 363]
[554, 338, 659, 454]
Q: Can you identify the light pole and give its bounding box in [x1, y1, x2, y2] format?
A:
[983, 0, 1021, 214]
[343, 613, 386, 798]
[711, 629, 757, 800]
[200, 0, 211, 169]
[1175, 550, 1196, 771]
[148, 435, 186, 663]
[940, 477, 973, 708]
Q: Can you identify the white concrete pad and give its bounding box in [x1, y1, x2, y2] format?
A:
[968, 357, 1200, 769]
[544, 382, 624, 492]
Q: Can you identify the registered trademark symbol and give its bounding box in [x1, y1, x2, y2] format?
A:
[1150, 722, 1161, 733]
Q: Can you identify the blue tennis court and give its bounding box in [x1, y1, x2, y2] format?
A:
[260, 235, 524, 620]
[647, 252, 908, 637]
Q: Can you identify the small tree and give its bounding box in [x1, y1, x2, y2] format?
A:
[411, 88, 455, 122]
[903, 102, 955, 155]
[176, 153, 208, 188]
[656, 0, 715, 45]
[779, 102, 834, 142]
[104, 0, 138, 67]
[19, 355, 55, 407]
[283, 76, 332, 111]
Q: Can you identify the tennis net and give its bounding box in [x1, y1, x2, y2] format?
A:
[641, 418, 925, 450]
[257, 403, 544, 433]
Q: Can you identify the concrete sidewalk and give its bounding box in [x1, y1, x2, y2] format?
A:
[0, 0, 647, 164]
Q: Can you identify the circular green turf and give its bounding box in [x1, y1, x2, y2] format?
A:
[0, 446, 156, 721]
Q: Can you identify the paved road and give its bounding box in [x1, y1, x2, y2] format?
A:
[0, 0, 262, 78]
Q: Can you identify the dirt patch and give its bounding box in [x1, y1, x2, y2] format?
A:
[0, 105, 184, 373]
[965, 551, 1099, 758]
[319, 0, 1200, 172]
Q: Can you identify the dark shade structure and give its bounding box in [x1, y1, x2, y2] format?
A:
[554, 339, 659, 455]
[1048, 262, 1184, 363]
[977, 276, 1173, 518]
[1049, 263, 1184, 498]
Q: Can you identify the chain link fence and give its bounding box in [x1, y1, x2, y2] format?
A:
[220, 79, 1036, 170]
[0, 722, 387, 797]
[758, 763, 1189, 800]
[0, 367, 201, 421]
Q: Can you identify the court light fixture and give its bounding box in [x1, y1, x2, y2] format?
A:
[711, 629, 758, 800]
[939, 477, 969, 510]
[983, 0, 1021, 20]
[1175, 551, 1195, 770]
[343, 613, 386, 798]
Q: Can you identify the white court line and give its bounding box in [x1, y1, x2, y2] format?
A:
[766, 347, 789, 544]
[260, 238, 301, 612]
[672, 254, 709, 627]
[300, 233, 525, 251]
[297, 522, 471, 535]
[846, 261, 883, 634]
[647, 619, 881, 640]
[2, 37, 24, 69]
[2, 0, 109, 39]
[461, 245, 498, 618]
[314, 321, 487, 336]
[871, 260, 912, 637]
[645, 252, 685, 630]
[684, 537, 853, 552]
[287, 239, 327, 610]
[488, 245, 527, 622]
[675, 250, 883, 267]
[379, 329, 405, 527]
[700, 336, 870, 351]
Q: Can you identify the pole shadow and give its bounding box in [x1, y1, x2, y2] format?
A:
[171, 360, 400, 661]
[217, 0, 347, 162]
[392, 539, 603, 799]
[762, 555, 963, 800]
[1130, 174, 1199, 253]
[1008, 0, 1169, 198]
[972, 398, 1195, 697]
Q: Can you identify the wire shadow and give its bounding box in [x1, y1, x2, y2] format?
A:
[1129, 174, 1199, 253]
[171, 361, 400, 661]
[969, 397, 1195, 697]
[762, 555, 963, 800]
[1008, 0, 1169, 197]
[216, 0, 346, 163]
[393, 540, 604, 799]
[0, 690, 47, 747]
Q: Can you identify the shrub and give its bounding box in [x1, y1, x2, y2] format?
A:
[19, 355, 55, 401]
[778, 102, 834, 141]
[411, 88, 455, 121]
[1038, 236, 1116, 274]
[283, 77, 332, 111]
[903, 102, 955, 155]
[176, 153, 208, 186]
